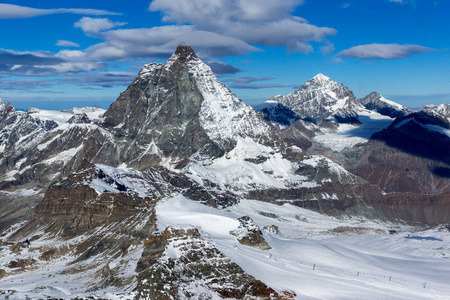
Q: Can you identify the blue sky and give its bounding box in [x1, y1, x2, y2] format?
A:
[0, 0, 449, 110]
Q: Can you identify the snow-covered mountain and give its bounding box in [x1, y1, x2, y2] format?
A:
[103, 45, 283, 169]
[360, 92, 412, 118]
[261, 74, 397, 152]
[267, 73, 363, 125]
[27, 106, 105, 131]
[1, 46, 450, 299]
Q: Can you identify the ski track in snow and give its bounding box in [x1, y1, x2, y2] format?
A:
[156, 195, 450, 300]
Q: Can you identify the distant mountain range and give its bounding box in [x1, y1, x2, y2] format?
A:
[1, 45, 449, 299]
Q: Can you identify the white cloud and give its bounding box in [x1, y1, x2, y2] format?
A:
[0, 4, 120, 19]
[150, 0, 304, 26]
[148, 0, 335, 53]
[224, 19, 336, 47]
[332, 57, 345, 63]
[336, 43, 434, 59]
[83, 26, 259, 60]
[74, 17, 127, 34]
[287, 41, 314, 54]
[0, 48, 104, 76]
[56, 40, 80, 48]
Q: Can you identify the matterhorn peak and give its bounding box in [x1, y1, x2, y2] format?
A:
[165, 43, 200, 69]
[174, 43, 198, 60]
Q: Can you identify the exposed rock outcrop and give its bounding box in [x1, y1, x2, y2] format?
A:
[137, 227, 280, 299]
[230, 216, 271, 250]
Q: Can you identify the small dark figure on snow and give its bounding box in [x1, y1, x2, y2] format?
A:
[24, 239, 31, 248]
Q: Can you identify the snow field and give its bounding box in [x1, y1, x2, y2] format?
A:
[157, 195, 450, 300]
[314, 110, 394, 151]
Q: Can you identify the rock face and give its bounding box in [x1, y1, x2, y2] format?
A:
[267, 74, 362, 125]
[136, 227, 280, 299]
[360, 92, 412, 118]
[353, 105, 450, 194]
[0, 101, 47, 229]
[104, 44, 282, 169]
[230, 216, 271, 250]
[256, 102, 300, 128]
[14, 161, 158, 240]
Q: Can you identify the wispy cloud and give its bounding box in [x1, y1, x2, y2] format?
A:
[0, 78, 54, 90]
[61, 72, 136, 87]
[227, 76, 298, 89]
[74, 17, 127, 34]
[205, 60, 242, 74]
[336, 43, 434, 59]
[0, 4, 120, 19]
[0, 49, 64, 65]
[0, 49, 104, 76]
[56, 40, 80, 48]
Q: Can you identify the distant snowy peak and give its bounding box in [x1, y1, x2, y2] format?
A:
[421, 104, 450, 124]
[27, 106, 105, 131]
[0, 98, 5, 112]
[385, 103, 450, 140]
[267, 73, 362, 124]
[360, 92, 412, 118]
[392, 104, 450, 131]
[309, 73, 334, 85]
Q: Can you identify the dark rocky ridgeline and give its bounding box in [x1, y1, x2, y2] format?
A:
[12, 160, 158, 249]
[103, 44, 285, 169]
[102, 45, 223, 168]
[257, 102, 300, 128]
[136, 227, 283, 299]
[359, 92, 412, 118]
[352, 105, 450, 195]
[369, 192, 450, 226]
[0, 101, 47, 230]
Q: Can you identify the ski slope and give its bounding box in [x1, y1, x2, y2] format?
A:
[157, 196, 450, 300]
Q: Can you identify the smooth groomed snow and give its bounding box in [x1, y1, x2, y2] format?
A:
[157, 196, 450, 300]
[1, 195, 450, 299]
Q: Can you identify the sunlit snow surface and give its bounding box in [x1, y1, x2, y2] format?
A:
[27, 106, 106, 126]
[186, 138, 313, 191]
[1, 195, 450, 299]
[315, 111, 394, 151]
[157, 196, 450, 300]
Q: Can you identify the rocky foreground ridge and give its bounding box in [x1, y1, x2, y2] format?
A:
[1, 45, 450, 298]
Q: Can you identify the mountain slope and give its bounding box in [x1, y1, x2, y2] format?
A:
[104, 45, 282, 169]
[353, 104, 450, 194]
[360, 92, 412, 118]
[267, 74, 362, 125]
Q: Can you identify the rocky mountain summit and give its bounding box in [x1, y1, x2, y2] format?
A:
[1, 46, 450, 299]
[267, 73, 362, 125]
[104, 44, 283, 169]
[359, 92, 412, 118]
